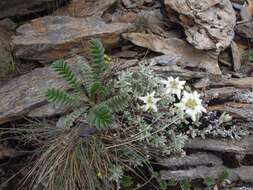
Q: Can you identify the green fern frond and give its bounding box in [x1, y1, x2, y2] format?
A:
[105, 95, 128, 112]
[87, 104, 113, 129]
[89, 38, 107, 75]
[64, 108, 87, 128]
[89, 82, 103, 100]
[52, 60, 79, 88]
[46, 88, 77, 105]
[90, 38, 105, 65]
[89, 81, 114, 101]
[79, 61, 96, 87]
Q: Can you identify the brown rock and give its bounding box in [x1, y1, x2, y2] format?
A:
[231, 41, 241, 72]
[160, 165, 226, 181]
[27, 104, 70, 118]
[135, 10, 167, 36]
[203, 87, 241, 101]
[235, 21, 253, 39]
[0, 26, 14, 79]
[109, 10, 165, 35]
[12, 16, 134, 63]
[122, 0, 140, 8]
[185, 136, 253, 154]
[160, 165, 253, 183]
[232, 166, 253, 183]
[199, 77, 253, 89]
[123, 33, 221, 74]
[118, 12, 137, 23]
[233, 89, 253, 104]
[208, 102, 253, 119]
[163, 0, 236, 51]
[151, 65, 208, 79]
[54, 0, 116, 18]
[157, 153, 223, 169]
[138, 56, 208, 79]
[240, 1, 253, 21]
[114, 50, 138, 58]
[0, 0, 65, 19]
[143, 0, 154, 6]
[0, 56, 85, 124]
[216, 77, 253, 88]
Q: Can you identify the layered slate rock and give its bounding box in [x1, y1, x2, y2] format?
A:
[123, 33, 221, 74]
[0, 26, 14, 79]
[163, 0, 236, 51]
[55, 0, 116, 17]
[157, 153, 223, 169]
[235, 21, 253, 39]
[209, 102, 253, 120]
[160, 165, 253, 183]
[0, 56, 85, 124]
[159, 137, 253, 183]
[12, 16, 134, 63]
[185, 136, 253, 155]
[0, 0, 65, 20]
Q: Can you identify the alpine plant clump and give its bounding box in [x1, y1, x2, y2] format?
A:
[19, 39, 247, 190]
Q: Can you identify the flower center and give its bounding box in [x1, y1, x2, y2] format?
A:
[170, 80, 178, 89]
[185, 98, 198, 109]
[147, 96, 153, 105]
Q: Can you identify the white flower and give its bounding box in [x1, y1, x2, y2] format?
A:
[161, 77, 186, 98]
[176, 91, 206, 121]
[138, 91, 160, 112]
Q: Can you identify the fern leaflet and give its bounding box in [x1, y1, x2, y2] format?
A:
[105, 95, 128, 112]
[87, 104, 113, 129]
[64, 108, 87, 128]
[46, 88, 77, 105]
[89, 38, 107, 75]
[52, 60, 79, 88]
[79, 61, 96, 88]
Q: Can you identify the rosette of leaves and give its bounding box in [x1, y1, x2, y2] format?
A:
[46, 38, 128, 130]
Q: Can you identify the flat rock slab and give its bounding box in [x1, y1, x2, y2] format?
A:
[203, 87, 242, 101]
[123, 33, 221, 74]
[55, 0, 116, 17]
[235, 21, 253, 39]
[195, 77, 253, 89]
[209, 102, 253, 120]
[0, 0, 65, 20]
[0, 56, 85, 124]
[157, 153, 223, 169]
[164, 0, 236, 51]
[160, 165, 225, 181]
[12, 16, 134, 63]
[212, 77, 253, 89]
[160, 165, 253, 183]
[0, 26, 14, 79]
[231, 41, 241, 71]
[185, 136, 253, 155]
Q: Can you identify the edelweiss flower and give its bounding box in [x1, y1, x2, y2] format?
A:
[161, 77, 186, 98]
[176, 91, 206, 121]
[139, 91, 161, 112]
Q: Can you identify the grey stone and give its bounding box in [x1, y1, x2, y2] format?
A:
[12, 16, 134, 63]
[0, 56, 85, 124]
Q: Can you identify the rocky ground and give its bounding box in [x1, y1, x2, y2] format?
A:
[0, 0, 253, 189]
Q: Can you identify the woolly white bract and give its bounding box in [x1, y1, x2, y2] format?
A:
[139, 91, 161, 112]
[161, 77, 186, 98]
[176, 91, 206, 121]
